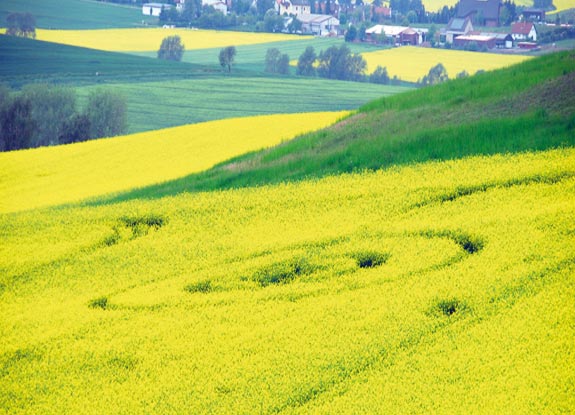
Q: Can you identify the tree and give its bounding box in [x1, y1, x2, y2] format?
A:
[420, 63, 449, 86]
[6, 13, 36, 39]
[264, 9, 284, 32]
[60, 114, 91, 145]
[158, 35, 185, 61]
[287, 17, 302, 33]
[317, 45, 367, 81]
[296, 46, 317, 76]
[219, 46, 237, 72]
[265, 48, 290, 74]
[345, 25, 358, 42]
[369, 66, 390, 84]
[0, 95, 35, 151]
[86, 90, 127, 139]
[256, 0, 275, 18]
[21, 84, 77, 147]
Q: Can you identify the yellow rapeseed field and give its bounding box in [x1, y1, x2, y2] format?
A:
[362, 46, 531, 82]
[1, 148, 573, 413]
[550, 0, 575, 13]
[33, 28, 307, 52]
[0, 111, 348, 213]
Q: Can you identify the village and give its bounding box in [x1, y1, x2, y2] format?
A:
[141, 0, 571, 52]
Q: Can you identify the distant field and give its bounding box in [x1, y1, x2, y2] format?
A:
[551, 0, 575, 12]
[0, 112, 347, 213]
[0, 35, 202, 87]
[362, 47, 531, 82]
[0, 0, 155, 29]
[74, 77, 408, 133]
[33, 28, 308, 52]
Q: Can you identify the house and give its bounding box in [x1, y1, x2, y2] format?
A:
[512, 22, 537, 42]
[276, 0, 311, 16]
[472, 32, 513, 48]
[365, 25, 427, 45]
[456, 0, 500, 26]
[203, 0, 228, 13]
[174, 0, 186, 11]
[522, 8, 546, 22]
[142, 3, 172, 16]
[453, 34, 497, 49]
[372, 6, 392, 21]
[442, 16, 473, 43]
[298, 13, 339, 35]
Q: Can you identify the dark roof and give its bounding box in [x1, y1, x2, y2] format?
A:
[446, 17, 472, 32]
[457, 0, 501, 21]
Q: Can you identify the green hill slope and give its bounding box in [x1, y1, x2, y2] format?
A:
[0, 35, 202, 87]
[101, 50, 575, 204]
[0, 0, 155, 29]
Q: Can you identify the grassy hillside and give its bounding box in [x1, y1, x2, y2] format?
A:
[76, 78, 407, 133]
[0, 35, 203, 87]
[0, 0, 155, 29]
[100, 50, 575, 203]
[1, 35, 408, 133]
[1, 147, 573, 413]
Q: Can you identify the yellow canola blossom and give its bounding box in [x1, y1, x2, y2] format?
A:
[1, 148, 574, 414]
[549, 0, 575, 13]
[362, 46, 531, 82]
[0, 111, 348, 213]
[34, 28, 308, 52]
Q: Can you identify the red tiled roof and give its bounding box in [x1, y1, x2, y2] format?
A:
[512, 22, 534, 35]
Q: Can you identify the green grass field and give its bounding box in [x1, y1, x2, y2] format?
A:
[97, 50, 575, 203]
[0, 0, 155, 29]
[0, 35, 203, 87]
[76, 77, 407, 133]
[1, 35, 409, 134]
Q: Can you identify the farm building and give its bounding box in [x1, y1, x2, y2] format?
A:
[442, 16, 473, 43]
[298, 14, 339, 36]
[522, 8, 546, 22]
[456, 0, 501, 26]
[276, 0, 311, 16]
[365, 25, 427, 45]
[142, 3, 172, 16]
[471, 32, 514, 48]
[453, 34, 497, 49]
[512, 22, 537, 42]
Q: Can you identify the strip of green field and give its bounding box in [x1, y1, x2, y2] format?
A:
[133, 37, 388, 70]
[0, 0, 155, 29]
[0, 35, 204, 87]
[98, 50, 575, 203]
[75, 77, 407, 133]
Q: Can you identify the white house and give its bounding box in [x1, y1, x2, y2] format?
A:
[442, 16, 473, 44]
[298, 13, 339, 36]
[511, 22, 537, 42]
[142, 3, 172, 16]
[276, 0, 311, 16]
[203, 0, 228, 14]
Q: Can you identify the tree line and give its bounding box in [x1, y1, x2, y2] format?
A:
[0, 85, 127, 152]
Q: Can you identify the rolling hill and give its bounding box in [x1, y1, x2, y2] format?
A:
[97, 50, 575, 203]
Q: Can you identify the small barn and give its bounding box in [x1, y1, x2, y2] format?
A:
[453, 34, 497, 49]
[522, 8, 546, 22]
